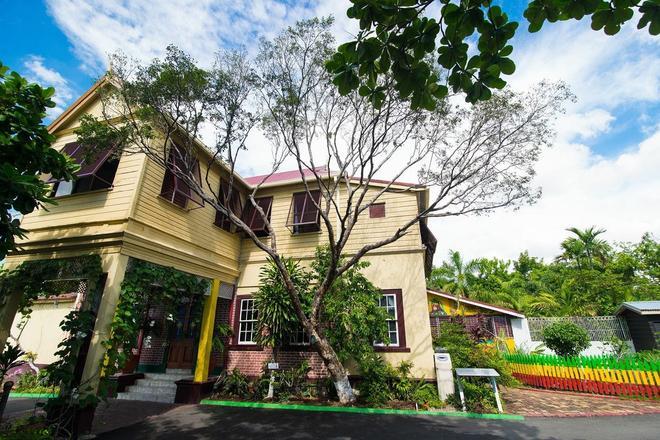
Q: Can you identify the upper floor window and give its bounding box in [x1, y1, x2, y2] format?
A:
[159, 145, 203, 209]
[369, 203, 386, 218]
[286, 190, 321, 234]
[242, 196, 273, 237]
[214, 179, 243, 232]
[50, 142, 119, 197]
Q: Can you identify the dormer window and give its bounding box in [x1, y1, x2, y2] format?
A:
[242, 196, 273, 237]
[50, 142, 119, 197]
[214, 179, 243, 232]
[159, 145, 204, 209]
[286, 190, 321, 234]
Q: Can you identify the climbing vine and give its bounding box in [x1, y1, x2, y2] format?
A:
[99, 259, 208, 396]
[0, 255, 104, 408]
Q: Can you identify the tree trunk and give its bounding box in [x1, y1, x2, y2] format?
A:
[312, 333, 355, 404]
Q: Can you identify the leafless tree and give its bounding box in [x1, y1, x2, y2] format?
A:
[78, 17, 572, 403]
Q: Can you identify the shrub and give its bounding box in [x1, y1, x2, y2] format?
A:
[273, 361, 311, 402]
[446, 381, 497, 413]
[541, 321, 590, 357]
[434, 320, 516, 413]
[357, 355, 443, 407]
[0, 417, 52, 440]
[14, 371, 56, 394]
[213, 368, 250, 398]
[357, 354, 394, 406]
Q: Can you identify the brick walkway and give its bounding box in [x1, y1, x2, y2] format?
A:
[502, 386, 660, 417]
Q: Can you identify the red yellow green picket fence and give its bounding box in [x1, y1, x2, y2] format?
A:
[504, 354, 660, 398]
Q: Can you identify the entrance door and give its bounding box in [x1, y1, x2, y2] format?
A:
[167, 338, 195, 369]
[166, 295, 200, 370]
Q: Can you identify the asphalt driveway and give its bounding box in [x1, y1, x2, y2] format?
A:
[95, 404, 660, 440]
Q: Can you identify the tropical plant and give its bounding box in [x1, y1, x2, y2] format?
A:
[428, 250, 478, 309]
[0, 62, 78, 259]
[428, 232, 660, 317]
[213, 368, 250, 399]
[327, 0, 658, 110]
[558, 227, 611, 269]
[211, 323, 233, 354]
[541, 321, 590, 357]
[0, 342, 25, 383]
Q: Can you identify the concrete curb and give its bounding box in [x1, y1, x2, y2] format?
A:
[200, 399, 525, 420]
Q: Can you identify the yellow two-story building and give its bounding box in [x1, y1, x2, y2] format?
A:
[2, 82, 437, 403]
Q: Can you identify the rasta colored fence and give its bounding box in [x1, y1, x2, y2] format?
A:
[504, 354, 659, 398]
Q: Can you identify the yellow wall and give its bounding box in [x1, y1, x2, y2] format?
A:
[427, 293, 492, 316]
[126, 154, 242, 282]
[236, 182, 435, 378]
[10, 299, 76, 364]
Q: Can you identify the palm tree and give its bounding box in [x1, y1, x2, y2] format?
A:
[558, 227, 610, 269]
[432, 250, 479, 311]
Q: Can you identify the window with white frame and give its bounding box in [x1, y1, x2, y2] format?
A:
[289, 326, 310, 346]
[376, 294, 399, 346]
[238, 298, 258, 344]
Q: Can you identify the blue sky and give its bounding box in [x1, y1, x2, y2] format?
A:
[2, 0, 658, 260]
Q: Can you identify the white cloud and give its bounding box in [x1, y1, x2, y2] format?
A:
[431, 129, 660, 263]
[43, 1, 659, 264]
[426, 18, 660, 264]
[23, 55, 74, 119]
[45, 0, 356, 72]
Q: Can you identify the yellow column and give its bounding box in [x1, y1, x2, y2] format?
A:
[81, 253, 130, 391]
[194, 279, 220, 383]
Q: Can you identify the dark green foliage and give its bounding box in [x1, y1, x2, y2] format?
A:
[255, 246, 389, 365]
[0, 342, 25, 382]
[356, 355, 442, 407]
[312, 247, 389, 363]
[446, 380, 498, 413]
[428, 232, 660, 317]
[14, 371, 56, 394]
[0, 417, 53, 440]
[541, 321, 590, 357]
[0, 62, 78, 259]
[100, 259, 209, 396]
[214, 368, 251, 399]
[329, 1, 658, 109]
[272, 361, 311, 402]
[254, 257, 312, 350]
[434, 321, 515, 413]
[433, 322, 515, 386]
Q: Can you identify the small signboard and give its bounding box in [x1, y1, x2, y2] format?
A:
[455, 368, 500, 377]
[267, 362, 280, 370]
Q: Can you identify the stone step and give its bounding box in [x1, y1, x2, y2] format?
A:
[116, 391, 175, 403]
[166, 369, 192, 375]
[136, 379, 179, 389]
[127, 383, 176, 394]
[143, 373, 191, 381]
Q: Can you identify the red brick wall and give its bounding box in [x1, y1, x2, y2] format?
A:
[138, 304, 168, 366]
[226, 348, 328, 379]
[210, 297, 232, 369]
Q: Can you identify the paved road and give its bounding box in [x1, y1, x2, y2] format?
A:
[1, 397, 46, 420]
[95, 404, 660, 440]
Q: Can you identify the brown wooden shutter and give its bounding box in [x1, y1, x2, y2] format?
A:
[369, 203, 386, 218]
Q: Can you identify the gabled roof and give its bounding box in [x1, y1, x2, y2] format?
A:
[615, 301, 660, 316]
[427, 288, 525, 318]
[47, 80, 427, 194]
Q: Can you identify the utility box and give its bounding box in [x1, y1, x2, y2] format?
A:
[434, 349, 454, 401]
